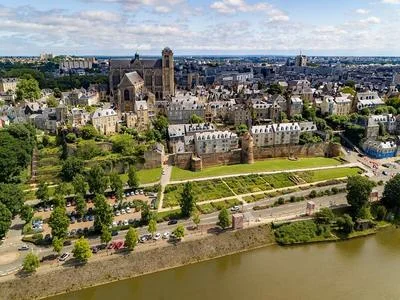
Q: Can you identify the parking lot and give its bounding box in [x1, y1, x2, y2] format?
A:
[32, 189, 156, 237]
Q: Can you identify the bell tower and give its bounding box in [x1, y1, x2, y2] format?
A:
[162, 47, 175, 98]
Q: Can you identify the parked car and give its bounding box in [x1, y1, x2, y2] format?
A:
[115, 210, 121, 216]
[139, 235, 147, 243]
[128, 218, 135, 224]
[91, 247, 99, 254]
[126, 207, 131, 213]
[88, 215, 94, 221]
[59, 253, 70, 262]
[230, 206, 240, 212]
[77, 228, 83, 236]
[168, 220, 178, 225]
[121, 209, 126, 215]
[63, 240, 72, 246]
[70, 217, 76, 224]
[134, 190, 139, 195]
[18, 244, 29, 251]
[123, 220, 129, 226]
[139, 190, 144, 195]
[153, 233, 161, 240]
[111, 231, 118, 236]
[112, 221, 117, 227]
[162, 232, 170, 239]
[70, 229, 77, 236]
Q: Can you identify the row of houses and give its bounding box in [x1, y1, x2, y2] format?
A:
[167, 121, 317, 155]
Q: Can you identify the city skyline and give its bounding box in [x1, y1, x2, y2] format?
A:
[1, 0, 400, 56]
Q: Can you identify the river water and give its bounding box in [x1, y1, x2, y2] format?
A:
[53, 228, 400, 300]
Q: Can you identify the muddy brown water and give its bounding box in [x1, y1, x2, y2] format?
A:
[50, 228, 400, 300]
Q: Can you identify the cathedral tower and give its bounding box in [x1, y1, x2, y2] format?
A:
[162, 47, 175, 98]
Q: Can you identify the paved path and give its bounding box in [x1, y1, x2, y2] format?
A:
[157, 163, 172, 210]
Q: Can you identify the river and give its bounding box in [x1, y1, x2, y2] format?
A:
[52, 228, 400, 300]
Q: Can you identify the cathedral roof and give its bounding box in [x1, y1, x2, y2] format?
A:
[125, 71, 144, 85]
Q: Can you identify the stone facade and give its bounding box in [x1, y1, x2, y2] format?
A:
[91, 108, 118, 135]
[109, 48, 175, 102]
[0, 78, 19, 93]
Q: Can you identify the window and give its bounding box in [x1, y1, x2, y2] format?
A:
[124, 89, 130, 101]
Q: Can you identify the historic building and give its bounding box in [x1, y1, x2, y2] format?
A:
[109, 48, 175, 104]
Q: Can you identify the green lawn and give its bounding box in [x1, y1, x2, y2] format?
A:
[298, 167, 362, 183]
[171, 157, 342, 181]
[120, 168, 161, 185]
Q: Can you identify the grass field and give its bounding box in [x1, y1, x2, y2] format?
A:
[120, 168, 161, 185]
[171, 157, 343, 181]
[163, 166, 361, 208]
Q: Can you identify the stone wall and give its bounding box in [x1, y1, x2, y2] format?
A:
[170, 142, 339, 171]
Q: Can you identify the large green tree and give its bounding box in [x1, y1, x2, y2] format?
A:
[0, 183, 24, 216]
[218, 208, 231, 229]
[100, 226, 112, 245]
[52, 236, 64, 255]
[72, 237, 92, 263]
[60, 157, 84, 181]
[75, 194, 87, 217]
[179, 182, 196, 218]
[110, 172, 123, 201]
[87, 165, 109, 195]
[148, 219, 157, 237]
[127, 166, 139, 189]
[172, 224, 185, 240]
[72, 174, 87, 196]
[16, 78, 41, 101]
[48, 206, 70, 239]
[93, 194, 113, 231]
[20, 205, 34, 224]
[125, 227, 138, 251]
[382, 174, 400, 209]
[0, 203, 12, 238]
[346, 175, 374, 218]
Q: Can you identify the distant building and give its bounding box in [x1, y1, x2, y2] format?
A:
[194, 131, 239, 154]
[91, 108, 118, 135]
[60, 57, 95, 71]
[363, 140, 397, 159]
[168, 123, 216, 153]
[288, 96, 303, 117]
[0, 78, 19, 93]
[166, 93, 206, 124]
[295, 55, 307, 67]
[356, 92, 384, 111]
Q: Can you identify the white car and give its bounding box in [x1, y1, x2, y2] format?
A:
[230, 206, 240, 212]
[139, 190, 144, 195]
[115, 210, 121, 216]
[162, 232, 170, 239]
[121, 209, 126, 215]
[112, 221, 117, 227]
[126, 207, 131, 213]
[59, 252, 70, 262]
[123, 219, 129, 226]
[153, 233, 161, 240]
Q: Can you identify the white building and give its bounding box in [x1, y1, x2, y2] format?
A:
[272, 123, 301, 145]
[91, 108, 118, 135]
[356, 92, 384, 111]
[251, 125, 274, 147]
[195, 131, 239, 154]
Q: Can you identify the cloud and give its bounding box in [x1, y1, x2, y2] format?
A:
[381, 0, 400, 4]
[210, 0, 289, 22]
[81, 0, 185, 13]
[355, 8, 369, 14]
[359, 16, 381, 24]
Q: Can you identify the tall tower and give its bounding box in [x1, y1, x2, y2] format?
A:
[162, 47, 175, 98]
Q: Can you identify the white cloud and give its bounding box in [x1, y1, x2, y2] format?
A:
[359, 16, 381, 24]
[210, 0, 289, 22]
[355, 8, 369, 15]
[381, 0, 400, 4]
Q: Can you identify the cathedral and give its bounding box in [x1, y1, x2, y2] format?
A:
[109, 47, 175, 112]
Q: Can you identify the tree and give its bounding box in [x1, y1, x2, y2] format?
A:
[110, 134, 135, 156]
[0, 203, 12, 238]
[125, 227, 138, 251]
[148, 219, 157, 237]
[0, 183, 24, 216]
[140, 203, 153, 225]
[189, 114, 204, 124]
[93, 194, 113, 231]
[375, 206, 387, 221]
[382, 174, 400, 209]
[22, 252, 40, 273]
[100, 226, 112, 245]
[346, 176, 374, 218]
[53, 193, 66, 208]
[218, 208, 231, 229]
[58, 182, 73, 197]
[179, 182, 196, 218]
[16, 78, 41, 101]
[48, 207, 70, 239]
[267, 83, 283, 95]
[53, 88, 62, 98]
[336, 214, 354, 234]
[35, 181, 49, 204]
[75, 140, 103, 160]
[20, 205, 34, 224]
[192, 211, 200, 229]
[72, 174, 87, 196]
[152, 115, 169, 140]
[236, 124, 248, 136]
[65, 133, 77, 143]
[110, 172, 123, 201]
[75, 194, 87, 217]
[172, 224, 185, 240]
[87, 165, 109, 195]
[127, 166, 140, 189]
[315, 208, 335, 224]
[46, 95, 59, 107]
[72, 237, 92, 263]
[60, 157, 84, 181]
[80, 125, 98, 140]
[52, 236, 64, 255]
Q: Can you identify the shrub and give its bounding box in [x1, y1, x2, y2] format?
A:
[309, 190, 317, 198]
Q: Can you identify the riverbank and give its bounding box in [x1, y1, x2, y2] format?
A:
[0, 224, 274, 300]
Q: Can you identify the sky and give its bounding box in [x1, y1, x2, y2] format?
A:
[1, 0, 400, 56]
